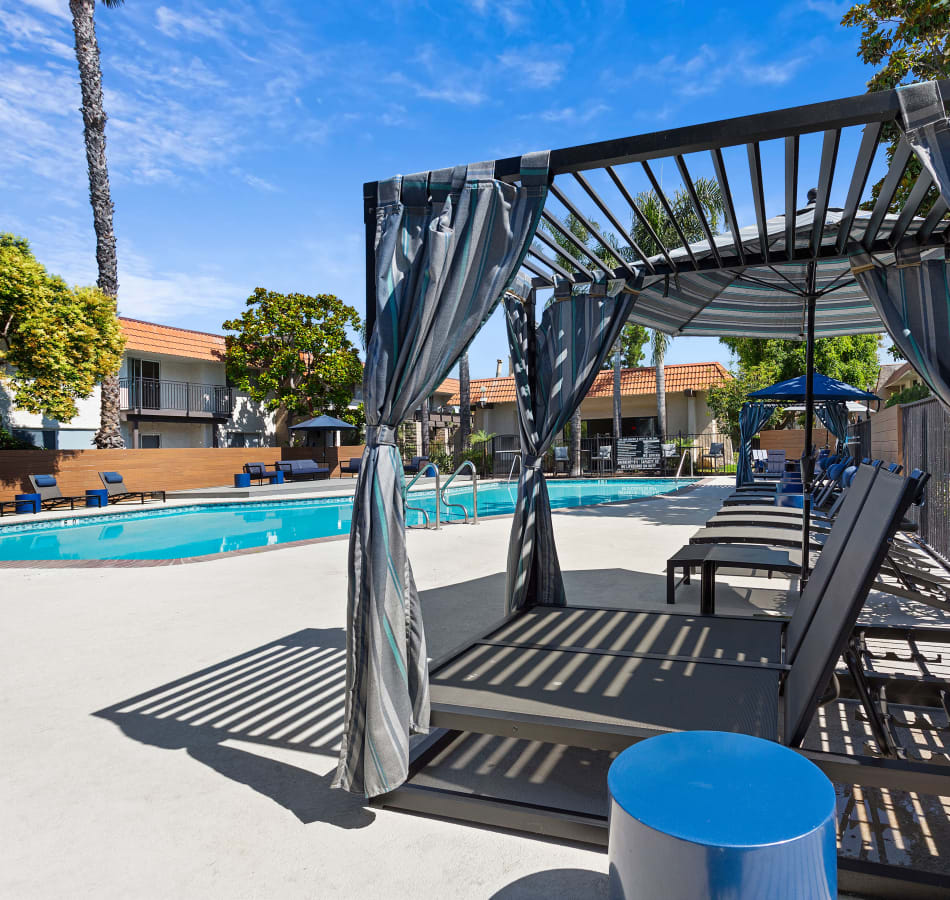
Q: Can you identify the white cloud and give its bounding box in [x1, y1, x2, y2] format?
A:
[20, 0, 70, 21]
[497, 44, 569, 89]
[801, 0, 849, 20]
[533, 104, 610, 125]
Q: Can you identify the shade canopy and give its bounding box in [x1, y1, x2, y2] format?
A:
[288, 414, 356, 431]
[748, 373, 880, 407]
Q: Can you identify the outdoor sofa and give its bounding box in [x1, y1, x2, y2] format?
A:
[97, 471, 166, 505]
[243, 462, 275, 484]
[274, 459, 329, 481]
[403, 456, 429, 475]
[339, 458, 361, 478]
[27, 474, 88, 511]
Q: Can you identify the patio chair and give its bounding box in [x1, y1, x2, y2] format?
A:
[701, 442, 725, 473]
[751, 448, 768, 473]
[661, 443, 677, 475]
[404, 456, 429, 475]
[552, 445, 569, 476]
[243, 462, 272, 485]
[339, 458, 361, 478]
[27, 475, 87, 511]
[594, 445, 612, 476]
[274, 459, 330, 481]
[97, 471, 166, 505]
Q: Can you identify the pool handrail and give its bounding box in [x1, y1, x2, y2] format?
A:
[441, 460, 478, 524]
[403, 463, 440, 530]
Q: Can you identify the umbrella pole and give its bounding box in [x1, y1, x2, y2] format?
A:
[801, 262, 817, 586]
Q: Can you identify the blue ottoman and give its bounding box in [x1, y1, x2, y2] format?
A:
[234, 473, 251, 488]
[14, 493, 40, 514]
[607, 731, 836, 899]
[268, 470, 285, 484]
[86, 488, 109, 508]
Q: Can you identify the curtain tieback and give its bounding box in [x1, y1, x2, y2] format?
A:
[365, 425, 397, 447]
[523, 454, 544, 470]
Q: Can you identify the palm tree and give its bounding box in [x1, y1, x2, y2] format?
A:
[570, 407, 582, 477]
[458, 351, 471, 462]
[630, 177, 725, 445]
[420, 397, 430, 458]
[651, 331, 671, 441]
[70, 0, 125, 449]
[612, 343, 622, 449]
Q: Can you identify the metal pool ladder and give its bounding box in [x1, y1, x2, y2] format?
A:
[441, 460, 479, 524]
[403, 463, 440, 529]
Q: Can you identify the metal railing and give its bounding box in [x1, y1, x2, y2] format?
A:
[403, 463, 440, 530]
[901, 397, 950, 562]
[441, 460, 478, 524]
[119, 377, 233, 416]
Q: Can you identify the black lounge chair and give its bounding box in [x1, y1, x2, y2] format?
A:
[404, 456, 429, 475]
[339, 458, 361, 478]
[98, 471, 166, 505]
[27, 474, 87, 511]
[274, 459, 330, 481]
[424, 464, 918, 759]
[243, 462, 272, 484]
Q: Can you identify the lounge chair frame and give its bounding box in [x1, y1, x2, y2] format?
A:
[28, 475, 87, 511]
[97, 472, 166, 505]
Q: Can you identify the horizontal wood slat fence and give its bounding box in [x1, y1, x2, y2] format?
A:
[757, 429, 830, 458]
[0, 445, 366, 501]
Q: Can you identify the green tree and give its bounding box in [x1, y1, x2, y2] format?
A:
[842, 1, 950, 213]
[70, 0, 126, 448]
[0, 233, 126, 423]
[223, 288, 363, 442]
[709, 333, 881, 439]
[630, 178, 726, 440]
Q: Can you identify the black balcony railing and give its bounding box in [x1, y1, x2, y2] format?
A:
[119, 377, 233, 417]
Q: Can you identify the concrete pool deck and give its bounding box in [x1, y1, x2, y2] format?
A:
[3, 477, 948, 898]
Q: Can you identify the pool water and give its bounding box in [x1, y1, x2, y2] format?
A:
[0, 478, 695, 561]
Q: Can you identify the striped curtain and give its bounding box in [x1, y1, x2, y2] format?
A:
[334, 152, 549, 798]
[851, 243, 950, 415]
[504, 278, 638, 614]
[736, 402, 776, 487]
[816, 401, 850, 453]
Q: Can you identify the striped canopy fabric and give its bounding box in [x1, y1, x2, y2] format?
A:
[848, 83, 950, 416]
[736, 402, 777, 487]
[627, 206, 920, 339]
[504, 278, 637, 614]
[334, 152, 549, 798]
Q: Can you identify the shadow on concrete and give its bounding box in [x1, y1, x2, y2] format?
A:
[94, 626, 374, 829]
[488, 868, 608, 899]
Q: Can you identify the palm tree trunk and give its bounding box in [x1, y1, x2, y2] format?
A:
[71, 0, 124, 449]
[655, 357, 667, 441]
[570, 407, 582, 477]
[612, 346, 622, 471]
[421, 398, 430, 457]
[459, 351, 470, 463]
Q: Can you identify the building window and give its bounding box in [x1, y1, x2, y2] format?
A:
[140, 434, 161, 449]
[227, 431, 262, 448]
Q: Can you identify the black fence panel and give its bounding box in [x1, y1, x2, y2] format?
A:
[901, 397, 950, 562]
[847, 417, 872, 463]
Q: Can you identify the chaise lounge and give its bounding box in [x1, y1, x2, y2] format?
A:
[97, 471, 166, 505]
[274, 459, 330, 481]
[27, 475, 88, 511]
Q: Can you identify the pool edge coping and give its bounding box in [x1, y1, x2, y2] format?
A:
[0, 477, 714, 568]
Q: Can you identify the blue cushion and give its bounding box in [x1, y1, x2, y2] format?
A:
[33, 474, 56, 487]
[102, 471, 124, 484]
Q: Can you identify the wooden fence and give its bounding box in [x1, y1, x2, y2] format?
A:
[758, 428, 831, 458]
[0, 445, 366, 501]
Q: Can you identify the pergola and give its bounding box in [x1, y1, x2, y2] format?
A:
[345, 82, 950, 896]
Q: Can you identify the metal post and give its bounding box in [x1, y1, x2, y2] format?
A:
[801, 261, 817, 585]
[434, 468, 440, 530]
[363, 184, 377, 345]
[472, 475, 478, 524]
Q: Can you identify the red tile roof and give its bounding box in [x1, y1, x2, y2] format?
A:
[435, 377, 460, 396]
[447, 362, 730, 405]
[119, 317, 226, 362]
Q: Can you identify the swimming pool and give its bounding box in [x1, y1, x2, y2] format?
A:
[0, 478, 695, 561]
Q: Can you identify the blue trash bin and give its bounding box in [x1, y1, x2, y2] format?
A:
[14, 493, 41, 514]
[234, 473, 251, 488]
[86, 489, 109, 508]
[607, 731, 836, 900]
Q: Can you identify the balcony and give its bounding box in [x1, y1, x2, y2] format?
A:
[119, 377, 233, 419]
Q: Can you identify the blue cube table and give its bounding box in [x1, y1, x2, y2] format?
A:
[607, 731, 836, 899]
[86, 489, 109, 508]
[234, 472, 251, 488]
[14, 493, 41, 514]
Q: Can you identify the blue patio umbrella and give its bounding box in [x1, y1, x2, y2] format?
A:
[747, 373, 880, 408]
[288, 414, 357, 431]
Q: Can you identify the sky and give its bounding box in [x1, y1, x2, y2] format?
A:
[1, 0, 889, 378]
